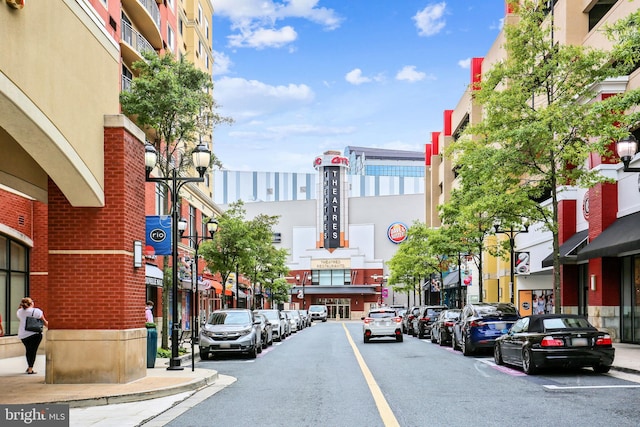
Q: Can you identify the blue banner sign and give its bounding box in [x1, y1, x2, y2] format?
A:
[146, 215, 172, 255]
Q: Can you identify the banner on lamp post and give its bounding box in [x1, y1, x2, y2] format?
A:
[146, 215, 172, 255]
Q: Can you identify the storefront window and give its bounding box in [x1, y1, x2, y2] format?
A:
[312, 269, 351, 286]
[0, 235, 29, 336]
[621, 256, 640, 343]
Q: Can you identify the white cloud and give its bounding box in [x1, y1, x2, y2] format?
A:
[345, 69, 371, 85]
[228, 26, 297, 49]
[458, 58, 471, 69]
[213, 51, 232, 76]
[214, 76, 315, 121]
[214, 0, 343, 49]
[413, 2, 447, 37]
[395, 65, 434, 83]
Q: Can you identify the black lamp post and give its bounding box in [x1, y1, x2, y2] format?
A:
[145, 142, 211, 371]
[494, 223, 529, 304]
[180, 218, 218, 372]
[616, 134, 640, 172]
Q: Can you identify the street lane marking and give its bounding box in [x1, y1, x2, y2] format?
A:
[544, 384, 640, 390]
[342, 323, 400, 427]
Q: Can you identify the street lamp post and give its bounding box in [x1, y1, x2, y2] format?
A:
[145, 142, 212, 371]
[180, 218, 218, 372]
[616, 134, 640, 172]
[494, 223, 529, 304]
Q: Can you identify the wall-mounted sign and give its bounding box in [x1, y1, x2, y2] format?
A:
[515, 252, 530, 275]
[311, 259, 351, 269]
[322, 166, 341, 249]
[387, 222, 408, 244]
[582, 192, 589, 221]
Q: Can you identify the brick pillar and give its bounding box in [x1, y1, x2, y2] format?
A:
[30, 201, 49, 320]
[558, 198, 577, 309]
[45, 116, 147, 384]
[587, 182, 619, 338]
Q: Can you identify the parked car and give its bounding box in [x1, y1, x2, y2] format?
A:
[413, 305, 448, 339]
[451, 302, 520, 356]
[402, 306, 421, 335]
[430, 309, 461, 346]
[281, 311, 291, 337]
[309, 305, 328, 322]
[253, 312, 274, 348]
[283, 310, 299, 333]
[494, 314, 615, 374]
[362, 307, 403, 343]
[257, 309, 286, 342]
[299, 310, 310, 328]
[199, 309, 261, 360]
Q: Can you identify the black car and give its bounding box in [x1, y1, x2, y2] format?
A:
[494, 314, 615, 374]
[430, 309, 461, 345]
[451, 302, 520, 356]
[414, 305, 448, 339]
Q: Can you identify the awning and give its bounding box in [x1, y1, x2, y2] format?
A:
[442, 271, 459, 288]
[145, 264, 163, 287]
[577, 211, 640, 260]
[541, 229, 589, 267]
[290, 285, 378, 295]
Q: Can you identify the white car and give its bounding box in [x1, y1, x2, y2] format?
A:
[256, 309, 287, 341]
[362, 308, 403, 343]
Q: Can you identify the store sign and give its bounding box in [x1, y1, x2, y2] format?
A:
[387, 222, 408, 244]
[311, 259, 351, 269]
[322, 166, 341, 249]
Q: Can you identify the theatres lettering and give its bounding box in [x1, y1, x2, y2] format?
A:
[323, 166, 341, 248]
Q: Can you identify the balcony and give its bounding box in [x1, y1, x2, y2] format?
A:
[121, 19, 156, 68]
[122, 0, 162, 50]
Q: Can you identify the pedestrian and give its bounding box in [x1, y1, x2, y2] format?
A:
[145, 301, 154, 324]
[0, 312, 4, 336]
[17, 297, 48, 374]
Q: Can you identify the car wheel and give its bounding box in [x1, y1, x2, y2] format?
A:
[593, 364, 611, 373]
[418, 329, 424, 339]
[522, 348, 537, 374]
[248, 344, 258, 359]
[439, 331, 446, 347]
[364, 335, 370, 343]
[199, 350, 209, 361]
[451, 333, 458, 351]
[396, 334, 403, 343]
[494, 343, 504, 365]
[462, 333, 474, 356]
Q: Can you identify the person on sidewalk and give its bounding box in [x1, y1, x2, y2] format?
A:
[17, 297, 48, 374]
[145, 301, 154, 324]
[0, 312, 4, 336]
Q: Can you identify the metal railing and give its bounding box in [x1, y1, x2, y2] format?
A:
[138, 0, 160, 29]
[121, 20, 155, 57]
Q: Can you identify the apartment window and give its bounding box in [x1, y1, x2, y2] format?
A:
[0, 235, 29, 336]
[205, 53, 209, 70]
[205, 21, 209, 40]
[155, 183, 167, 215]
[167, 0, 174, 11]
[198, 41, 202, 58]
[189, 205, 196, 249]
[178, 18, 183, 36]
[167, 25, 175, 53]
[198, 4, 202, 25]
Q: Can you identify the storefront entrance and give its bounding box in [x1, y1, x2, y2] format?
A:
[316, 298, 351, 320]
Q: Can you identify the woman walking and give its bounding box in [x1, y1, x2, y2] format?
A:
[17, 297, 48, 374]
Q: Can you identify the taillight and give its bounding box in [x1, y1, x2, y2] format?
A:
[363, 318, 373, 324]
[540, 336, 564, 347]
[394, 317, 402, 323]
[469, 320, 484, 328]
[596, 335, 612, 346]
[444, 321, 454, 327]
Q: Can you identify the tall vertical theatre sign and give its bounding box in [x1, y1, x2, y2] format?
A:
[314, 151, 349, 250]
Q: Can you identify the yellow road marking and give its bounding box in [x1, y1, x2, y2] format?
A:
[342, 323, 400, 427]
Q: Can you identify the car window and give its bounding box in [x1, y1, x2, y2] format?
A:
[510, 318, 526, 333]
[426, 309, 442, 316]
[209, 311, 251, 325]
[368, 311, 396, 318]
[543, 317, 592, 330]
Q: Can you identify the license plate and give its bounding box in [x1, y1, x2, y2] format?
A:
[493, 323, 506, 330]
[220, 343, 231, 348]
[571, 338, 588, 347]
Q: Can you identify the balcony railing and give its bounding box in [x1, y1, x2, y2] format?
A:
[121, 20, 155, 57]
[139, 0, 160, 29]
[121, 74, 132, 92]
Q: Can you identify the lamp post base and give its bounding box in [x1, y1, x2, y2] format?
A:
[167, 358, 184, 370]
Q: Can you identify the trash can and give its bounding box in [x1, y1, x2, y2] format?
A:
[146, 326, 157, 368]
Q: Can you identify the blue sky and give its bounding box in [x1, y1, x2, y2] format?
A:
[211, 0, 506, 173]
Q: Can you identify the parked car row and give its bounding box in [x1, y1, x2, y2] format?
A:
[198, 307, 318, 360]
[399, 301, 616, 375]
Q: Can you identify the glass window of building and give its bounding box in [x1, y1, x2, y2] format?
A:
[0, 235, 29, 336]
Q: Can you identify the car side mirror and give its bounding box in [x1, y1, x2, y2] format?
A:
[361, 316, 365, 320]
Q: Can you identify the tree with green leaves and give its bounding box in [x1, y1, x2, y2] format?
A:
[446, 2, 640, 312]
[199, 202, 290, 308]
[120, 51, 232, 348]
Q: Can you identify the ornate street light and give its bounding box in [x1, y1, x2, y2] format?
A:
[494, 222, 529, 304]
[180, 218, 218, 371]
[616, 134, 640, 173]
[145, 142, 211, 371]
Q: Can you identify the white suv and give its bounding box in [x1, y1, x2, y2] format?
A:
[362, 308, 403, 343]
[308, 305, 328, 322]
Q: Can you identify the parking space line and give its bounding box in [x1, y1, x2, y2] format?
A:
[342, 323, 400, 427]
[544, 384, 640, 390]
